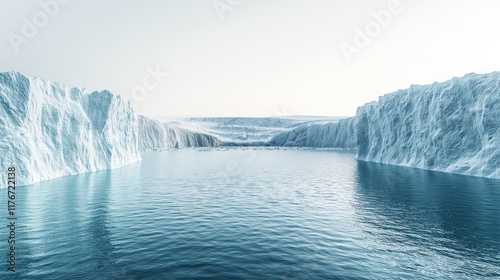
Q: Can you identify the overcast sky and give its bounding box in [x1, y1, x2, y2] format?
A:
[1, 0, 500, 117]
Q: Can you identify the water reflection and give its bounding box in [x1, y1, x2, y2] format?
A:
[12, 170, 118, 279]
[354, 161, 500, 277]
[86, 172, 115, 272]
[1, 150, 498, 279]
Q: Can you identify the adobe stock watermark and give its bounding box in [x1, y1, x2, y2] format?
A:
[126, 65, 169, 108]
[194, 147, 258, 200]
[213, 0, 243, 21]
[272, 106, 289, 117]
[339, 0, 403, 63]
[8, 0, 71, 53]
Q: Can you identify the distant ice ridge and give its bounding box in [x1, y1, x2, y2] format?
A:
[140, 116, 346, 147]
[356, 72, 500, 179]
[185, 117, 305, 146]
[0, 71, 141, 187]
[138, 117, 301, 149]
[138, 116, 222, 149]
[268, 118, 356, 149]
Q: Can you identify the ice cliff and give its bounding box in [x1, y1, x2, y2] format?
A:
[139, 117, 313, 148]
[269, 118, 356, 149]
[268, 72, 500, 179]
[138, 116, 222, 149]
[186, 117, 304, 146]
[0, 71, 141, 187]
[356, 72, 500, 179]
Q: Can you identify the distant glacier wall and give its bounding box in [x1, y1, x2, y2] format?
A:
[0, 71, 141, 187]
[138, 116, 222, 149]
[356, 72, 500, 179]
[269, 118, 356, 149]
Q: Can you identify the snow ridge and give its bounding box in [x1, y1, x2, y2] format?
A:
[269, 118, 356, 149]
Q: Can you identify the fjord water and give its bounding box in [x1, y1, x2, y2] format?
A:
[1, 149, 499, 279]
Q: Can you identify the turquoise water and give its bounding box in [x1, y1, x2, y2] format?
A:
[1, 149, 499, 279]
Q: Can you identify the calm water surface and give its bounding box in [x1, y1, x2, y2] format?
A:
[0, 149, 499, 279]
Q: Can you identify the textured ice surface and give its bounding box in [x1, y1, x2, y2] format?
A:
[0, 71, 141, 187]
[269, 118, 356, 149]
[140, 117, 344, 148]
[186, 117, 303, 146]
[356, 72, 500, 179]
[268, 72, 500, 179]
[138, 116, 222, 149]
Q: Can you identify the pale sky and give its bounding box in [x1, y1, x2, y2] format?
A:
[1, 0, 500, 117]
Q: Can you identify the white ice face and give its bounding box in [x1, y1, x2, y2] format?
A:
[139, 115, 352, 149]
[138, 116, 223, 149]
[263, 72, 500, 179]
[0, 71, 141, 187]
[269, 118, 356, 149]
[355, 72, 500, 179]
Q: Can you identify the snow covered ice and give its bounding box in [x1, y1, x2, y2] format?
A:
[269, 118, 356, 149]
[140, 116, 347, 148]
[356, 72, 500, 179]
[138, 116, 222, 149]
[180, 117, 313, 146]
[0, 71, 141, 186]
[268, 72, 500, 179]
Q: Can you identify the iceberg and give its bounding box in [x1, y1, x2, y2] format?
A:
[0, 71, 141, 187]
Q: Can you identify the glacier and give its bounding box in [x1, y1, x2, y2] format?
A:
[144, 116, 347, 147]
[0, 71, 141, 187]
[268, 117, 356, 149]
[2, 70, 499, 187]
[138, 116, 222, 149]
[268, 72, 500, 179]
[356, 72, 500, 179]
[183, 117, 308, 146]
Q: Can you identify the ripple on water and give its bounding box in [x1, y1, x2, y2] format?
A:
[0, 149, 499, 279]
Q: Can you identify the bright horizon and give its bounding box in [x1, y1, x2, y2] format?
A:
[2, 0, 500, 117]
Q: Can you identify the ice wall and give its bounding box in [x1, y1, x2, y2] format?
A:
[268, 72, 500, 179]
[2, 70, 499, 185]
[138, 116, 222, 149]
[356, 72, 500, 179]
[0, 71, 141, 187]
[269, 118, 356, 149]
